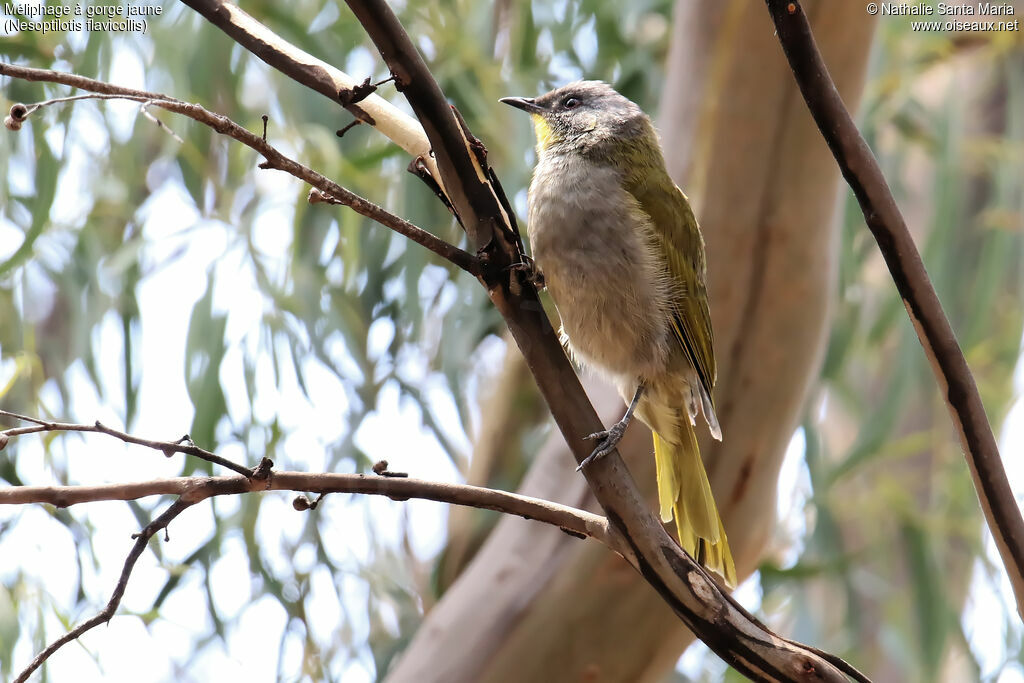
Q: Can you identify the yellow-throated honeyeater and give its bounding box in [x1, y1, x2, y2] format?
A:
[502, 81, 735, 586]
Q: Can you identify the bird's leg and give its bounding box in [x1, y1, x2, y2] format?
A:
[506, 254, 546, 290]
[577, 384, 645, 471]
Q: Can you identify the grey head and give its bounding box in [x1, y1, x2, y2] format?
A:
[500, 80, 649, 155]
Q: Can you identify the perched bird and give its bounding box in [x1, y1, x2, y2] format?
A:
[501, 81, 736, 586]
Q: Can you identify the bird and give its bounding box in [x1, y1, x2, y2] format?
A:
[500, 81, 736, 586]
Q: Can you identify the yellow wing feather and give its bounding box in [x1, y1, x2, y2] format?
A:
[623, 131, 734, 585]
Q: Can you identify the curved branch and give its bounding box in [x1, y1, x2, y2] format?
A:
[763, 0, 1024, 618]
[0, 62, 480, 275]
[343, 1, 866, 680]
[0, 472, 613, 546]
[177, 0, 445, 192]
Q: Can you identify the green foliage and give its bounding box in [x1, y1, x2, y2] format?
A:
[0, 0, 675, 679]
[5, 1, 1019, 681]
[762, 20, 1024, 683]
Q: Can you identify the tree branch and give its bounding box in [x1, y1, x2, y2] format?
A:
[13, 498, 195, 683]
[763, 0, 1024, 618]
[0, 471, 612, 545]
[0, 62, 480, 276]
[2, 402, 616, 679]
[176, 0, 446, 193]
[342, 0, 866, 680]
[0, 409, 254, 476]
[4, 467, 615, 681]
[0, 365, 621, 683]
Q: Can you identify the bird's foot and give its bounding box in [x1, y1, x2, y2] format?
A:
[577, 419, 629, 471]
[576, 385, 645, 472]
[507, 256, 545, 290]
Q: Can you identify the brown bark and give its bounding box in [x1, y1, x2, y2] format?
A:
[386, 2, 877, 681]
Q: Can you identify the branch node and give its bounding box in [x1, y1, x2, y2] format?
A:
[335, 119, 362, 138]
[293, 492, 326, 511]
[338, 76, 378, 107]
[373, 459, 408, 478]
[251, 457, 274, 481]
[261, 114, 268, 141]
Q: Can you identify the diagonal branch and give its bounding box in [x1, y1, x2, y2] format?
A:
[0, 62, 480, 276]
[177, 0, 446, 193]
[763, 0, 1024, 619]
[0, 409, 253, 476]
[13, 498, 195, 683]
[342, 0, 866, 680]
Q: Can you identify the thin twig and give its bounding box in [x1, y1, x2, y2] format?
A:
[3, 92, 183, 144]
[13, 498, 195, 683]
[763, 0, 1024, 618]
[0, 62, 480, 276]
[303, 188, 477, 274]
[139, 101, 184, 142]
[0, 409, 253, 476]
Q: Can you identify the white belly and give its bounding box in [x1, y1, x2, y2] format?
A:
[527, 154, 673, 382]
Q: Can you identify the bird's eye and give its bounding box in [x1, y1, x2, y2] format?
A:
[562, 97, 581, 109]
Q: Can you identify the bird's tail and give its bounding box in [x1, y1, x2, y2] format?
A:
[653, 422, 736, 587]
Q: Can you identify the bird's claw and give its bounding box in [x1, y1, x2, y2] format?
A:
[507, 256, 545, 290]
[576, 421, 628, 471]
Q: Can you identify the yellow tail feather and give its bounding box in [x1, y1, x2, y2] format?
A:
[653, 425, 737, 587]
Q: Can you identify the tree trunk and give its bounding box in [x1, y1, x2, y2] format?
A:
[387, 2, 877, 681]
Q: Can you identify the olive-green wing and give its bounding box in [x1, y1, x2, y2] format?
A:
[625, 172, 717, 407]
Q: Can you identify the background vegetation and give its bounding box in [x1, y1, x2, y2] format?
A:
[1, 1, 1022, 680]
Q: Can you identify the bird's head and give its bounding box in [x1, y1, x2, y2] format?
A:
[500, 81, 649, 158]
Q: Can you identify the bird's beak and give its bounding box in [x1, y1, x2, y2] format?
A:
[500, 96, 545, 115]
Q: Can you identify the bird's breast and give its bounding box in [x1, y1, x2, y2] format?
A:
[527, 153, 673, 381]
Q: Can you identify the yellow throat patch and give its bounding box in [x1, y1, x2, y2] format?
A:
[531, 114, 557, 152]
